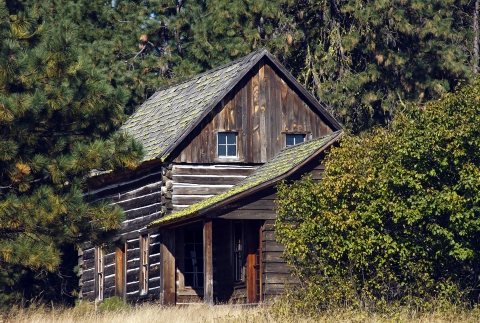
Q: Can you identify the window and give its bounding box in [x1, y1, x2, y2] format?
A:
[140, 235, 149, 295]
[286, 134, 305, 147]
[184, 229, 204, 288]
[218, 132, 237, 157]
[95, 246, 104, 301]
[233, 221, 244, 282]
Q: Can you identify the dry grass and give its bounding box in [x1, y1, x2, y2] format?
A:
[1, 301, 480, 323]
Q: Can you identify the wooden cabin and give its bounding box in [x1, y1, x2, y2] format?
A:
[78, 49, 343, 304]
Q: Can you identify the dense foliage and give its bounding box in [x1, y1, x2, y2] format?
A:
[276, 81, 480, 310]
[29, 0, 477, 131]
[274, 0, 475, 131]
[0, 0, 143, 304]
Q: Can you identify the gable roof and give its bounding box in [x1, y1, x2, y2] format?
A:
[148, 130, 343, 228]
[121, 49, 342, 162]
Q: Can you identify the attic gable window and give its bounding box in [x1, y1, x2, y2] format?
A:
[218, 132, 237, 157]
[286, 134, 305, 147]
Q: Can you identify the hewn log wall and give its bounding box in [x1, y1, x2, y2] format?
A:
[171, 164, 256, 212]
[80, 162, 163, 301]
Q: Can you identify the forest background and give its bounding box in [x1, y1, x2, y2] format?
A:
[1, 0, 480, 308]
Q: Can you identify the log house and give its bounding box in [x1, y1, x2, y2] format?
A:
[79, 49, 343, 304]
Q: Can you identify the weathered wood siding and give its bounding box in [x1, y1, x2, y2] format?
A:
[171, 59, 333, 164]
[262, 219, 296, 298]
[171, 164, 257, 212]
[80, 162, 163, 301]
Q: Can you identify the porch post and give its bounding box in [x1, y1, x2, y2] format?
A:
[114, 245, 126, 301]
[204, 219, 213, 305]
[160, 229, 176, 305]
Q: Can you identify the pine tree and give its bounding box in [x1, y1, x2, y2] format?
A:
[0, 0, 143, 304]
[270, 0, 474, 132]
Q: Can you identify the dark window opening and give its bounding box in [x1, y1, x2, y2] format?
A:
[218, 132, 237, 157]
[286, 134, 305, 147]
[184, 229, 204, 288]
[233, 221, 244, 282]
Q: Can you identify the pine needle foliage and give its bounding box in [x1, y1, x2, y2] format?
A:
[0, 0, 143, 305]
[276, 80, 480, 311]
[18, 1, 475, 132]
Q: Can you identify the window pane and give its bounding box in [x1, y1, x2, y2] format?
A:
[226, 133, 236, 144]
[218, 133, 226, 145]
[185, 230, 194, 243]
[185, 258, 194, 272]
[295, 134, 305, 144]
[286, 135, 294, 147]
[218, 145, 226, 156]
[194, 229, 203, 243]
[197, 274, 204, 288]
[227, 145, 236, 156]
[185, 243, 194, 254]
[195, 244, 203, 257]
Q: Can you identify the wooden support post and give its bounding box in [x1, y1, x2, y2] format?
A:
[115, 246, 126, 300]
[204, 219, 213, 305]
[246, 224, 256, 303]
[160, 229, 176, 305]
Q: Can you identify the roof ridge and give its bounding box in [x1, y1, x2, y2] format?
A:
[142, 49, 266, 98]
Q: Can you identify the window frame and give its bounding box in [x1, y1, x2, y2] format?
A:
[95, 246, 104, 301]
[139, 234, 149, 295]
[183, 228, 204, 289]
[286, 133, 306, 147]
[217, 132, 238, 158]
[233, 221, 244, 283]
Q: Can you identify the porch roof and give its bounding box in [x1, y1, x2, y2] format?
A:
[148, 130, 342, 228]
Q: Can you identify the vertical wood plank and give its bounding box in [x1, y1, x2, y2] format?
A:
[246, 221, 256, 303]
[251, 63, 261, 162]
[160, 229, 176, 305]
[245, 73, 253, 162]
[293, 90, 300, 133]
[286, 86, 294, 133]
[265, 64, 273, 160]
[270, 67, 281, 157]
[236, 82, 244, 131]
[238, 79, 246, 161]
[281, 77, 288, 148]
[115, 246, 125, 300]
[259, 60, 267, 162]
[230, 87, 237, 130]
[299, 101, 308, 136]
[204, 219, 214, 305]
[217, 100, 225, 131]
[259, 221, 263, 302]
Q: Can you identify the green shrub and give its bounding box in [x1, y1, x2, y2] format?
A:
[276, 81, 480, 312]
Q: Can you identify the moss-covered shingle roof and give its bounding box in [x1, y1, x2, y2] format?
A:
[148, 131, 342, 228]
[121, 49, 342, 162]
[121, 50, 267, 162]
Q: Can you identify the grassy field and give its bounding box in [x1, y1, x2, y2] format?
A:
[2, 301, 480, 323]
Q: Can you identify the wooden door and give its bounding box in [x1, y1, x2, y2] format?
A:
[246, 221, 262, 303]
